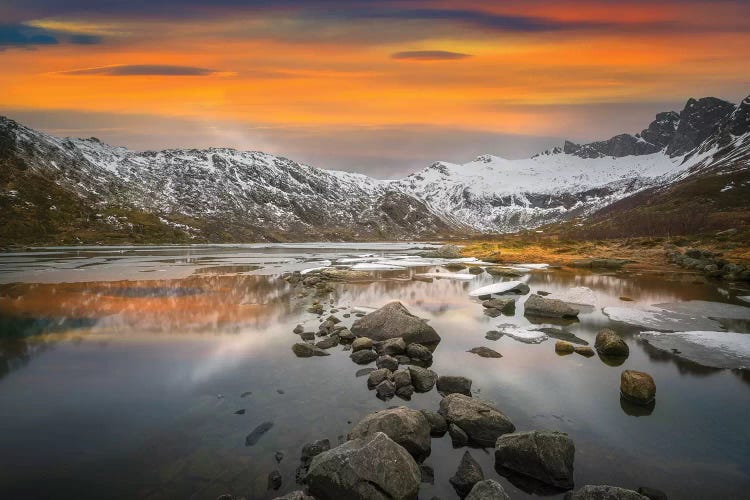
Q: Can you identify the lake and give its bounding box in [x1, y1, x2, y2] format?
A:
[0, 243, 749, 500]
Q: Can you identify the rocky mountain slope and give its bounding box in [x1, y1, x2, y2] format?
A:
[1, 94, 748, 244]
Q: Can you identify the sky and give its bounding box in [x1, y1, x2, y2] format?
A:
[1, 0, 749, 177]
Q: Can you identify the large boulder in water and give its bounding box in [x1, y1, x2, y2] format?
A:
[594, 329, 630, 357]
[524, 294, 579, 318]
[466, 479, 511, 500]
[439, 393, 515, 447]
[348, 407, 432, 461]
[564, 485, 648, 499]
[495, 430, 575, 489]
[307, 432, 420, 500]
[620, 370, 656, 405]
[351, 301, 441, 345]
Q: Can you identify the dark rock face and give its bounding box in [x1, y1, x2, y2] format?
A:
[306, 432, 421, 500]
[272, 491, 315, 500]
[495, 430, 575, 489]
[466, 479, 511, 500]
[436, 376, 472, 396]
[564, 485, 649, 499]
[450, 451, 485, 498]
[620, 370, 656, 405]
[524, 294, 579, 318]
[639, 111, 680, 149]
[439, 393, 515, 447]
[594, 329, 630, 357]
[667, 97, 736, 156]
[349, 407, 432, 461]
[351, 301, 441, 345]
[449, 423, 469, 447]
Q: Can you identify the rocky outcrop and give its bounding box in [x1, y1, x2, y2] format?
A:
[495, 430, 575, 489]
[348, 407, 432, 462]
[565, 485, 648, 499]
[666, 247, 750, 282]
[351, 301, 441, 345]
[439, 393, 515, 447]
[306, 432, 421, 500]
[666, 97, 736, 156]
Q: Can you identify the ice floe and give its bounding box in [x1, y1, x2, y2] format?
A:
[300, 260, 332, 275]
[497, 324, 548, 344]
[654, 300, 750, 320]
[414, 272, 476, 281]
[739, 296, 750, 304]
[547, 286, 597, 307]
[469, 280, 525, 297]
[638, 330, 750, 369]
[602, 306, 723, 331]
[350, 262, 406, 271]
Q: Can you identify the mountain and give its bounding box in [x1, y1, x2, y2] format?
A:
[1, 94, 748, 244]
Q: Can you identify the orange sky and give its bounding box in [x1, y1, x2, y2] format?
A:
[1, 0, 749, 175]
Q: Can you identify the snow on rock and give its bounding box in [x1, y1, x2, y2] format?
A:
[301, 260, 332, 274]
[469, 281, 525, 297]
[638, 330, 750, 369]
[497, 324, 548, 344]
[739, 296, 750, 304]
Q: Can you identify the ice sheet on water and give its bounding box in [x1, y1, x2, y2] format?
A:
[300, 260, 332, 275]
[547, 286, 597, 307]
[654, 300, 750, 320]
[350, 263, 406, 271]
[469, 281, 525, 297]
[414, 273, 476, 281]
[602, 306, 723, 332]
[497, 324, 548, 344]
[638, 330, 750, 369]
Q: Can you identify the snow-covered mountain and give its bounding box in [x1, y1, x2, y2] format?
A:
[1, 94, 748, 244]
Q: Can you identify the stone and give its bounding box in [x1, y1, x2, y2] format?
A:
[350, 349, 378, 364]
[482, 298, 516, 313]
[406, 343, 433, 362]
[315, 334, 339, 349]
[397, 355, 411, 365]
[437, 375, 472, 396]
[439, 394, 515, 447]
[376, 354, 399, 371]
[449, 422, 469, 447]
[367, 368, 392, 389]
[338, 328, 355, 343]
[525, 294, 580, 318]
[268, 470, 282, 490]
[450, 451, 485, 498]
[568, 258, 629, 269]
[381, 337, 407, 356]
[466, 479, 511, 500]
[595, 329, 630, 357]
[293, 324, 304, 334]
[495, 430, 575, 489]
[392, 369, 412, 388]
[485, 330, 503, 341]
[445, 262, 467, 271]
[420, 464, 435, 484]
[307, 432, 421, 500]
[245, 421, 274, 446]
[292, 343, 330, 358]
[422, 244, 463, 258]
[352, 337, 373, 352]
[555, 341, 575, 354]
[564, 485, 649, 499]
[574, 346, 595, 357]
[326, 314, 341, 324]
[468, 266, 484, 275]
[349, 407, 432, 461]
[376, 380, 396, 400]
[486, 267, 523, 278]
[419, 410, 447, 437]
[408, 366, 438, 392]
[396, 384, 414, 400]
[620, 370, 656, 405]
[300, 331, 315, 341]
[468, 346, 502, 358]
[301, 439, 331, 466]
[350, 301, 441, 345]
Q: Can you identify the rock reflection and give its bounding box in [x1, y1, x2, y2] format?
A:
[620, 395, 655, 417]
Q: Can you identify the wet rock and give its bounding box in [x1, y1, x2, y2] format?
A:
[450, 451, 485, 498]
[376, 379, 396, 400]
[420, 464, 435, 484]
[495, 430, 575, 489]
[392, 369, 412, 388]
[268, 470, 282, 490]
[307, 432, 421, 500]
[408, 366, 438, 392]
[301, 439, 331, 467]
[467, 346, 503, 358]
[555, 341, 575, 354]
[637, 486, 668, 500]
[293, 324, 304, 334]
[352, 337, 373, 352]
[468, 266, 484, 275]
[234, 409, 246, 415]
[449, 423, 469, 447]
[396, 384, 414, 400]
[574, 346, 595, 357]
[351, 301, 441, 345]
[525, 294, 580, 318]
[355, 367, 375, 377]
[564, 485, 648, 499]
[381, 337, 407, 356]
[439, 393, 515, 447]
[420, 409, 447, 437]
[367, 368, 392, 389]
[300, 331, 315, 341]
[406, 343, 433, 363]
[422, 244, 463, 258]
[437, 375, 472, 396]
[397, 354, 412, 365]
[445, 262, 467, 271]
[350, 349, 378, 364]
[485, 330, 503, 341]
[292, 343, 330, 358]
[245, 421, 274, 446]
[307, 303, 324, 315]
[326, 314, 341, 324]
[337, 328, 355, 343]
[569, 258, 629, 269]
[274, 450, 284, 463]
[483, 308, 503, 318]
[466, 479, 511, 500]
[508, 282, 531, 295]
[595, 329, 630, 357]
[315, 334, 339, 349]
[535, 328, 588, 346]
[620, 370, 656, 405]
[349, 407, 432, 461]
[376, 354, 400, 371]
[482, 298, 516, 313]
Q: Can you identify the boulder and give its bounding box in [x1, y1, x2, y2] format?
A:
[376, 380, 396, 400]
[637, 486, 668, 500]
[292, 343, 330, 358]
[525, 294, 580, 318]
[406, 343, 433, 362]
[300, 331, 315, 341]
[568, 258, 629, 269]
[307, 432, 421, 500]
[352, 337, 374, 352]
[439, 393, 515, 447]
[422, 244, 463, 258]
[348, 407, 431, 461]
[595, 329, 630, 357]
[437, 375, 472, 396]
[495, 430, 575, 489]
[338, 328, 355, 343]
[351, 301, 441, 345]
[449, 422, 469, 447]
[396, 384, 414, 400]
[367, 368, 392, 389]
[350, 349, 378, 364]
[564, 485, 648, 499]
[408, 366, 438, 392]
[392, 369, 412, 389]
[486, 267, 523, 278]
[468, 266, 484, 275]
[293, 324, 304, 334]
[381, 337, 407, 356]
[482, 298, 516, 313]
[466, 479, 511, 500]
[376, 355, 399, 371]
[450, 451, 485, 498]
[555, 341, 575, 354]
[272, 491, 315, 500]
[620, 370, 656, 405]
[315, 334, 339, 349]
[419, 409, 447, 436]
[574, 346, 595, 357]
[468, 346, 503, 358]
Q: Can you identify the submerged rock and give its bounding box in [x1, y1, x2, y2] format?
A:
[268, 469, 282, 490]
[420, 409, 447, 436]
[292, 342, 330, 358]
[525, 294, 580, 318]
[466, 479, 511, 500]
[468, 346, 503, 358]
[439, 393, 515, 447]
[245, 422, 274, 446]
[351, 301, 441, 345]
[620, 370, 656, 405]
[349, 407, 431, 461]
[564, 485, 648, 499]
[437, 375, 472, 396]
[495, 430, 575, 489]
[450, 451, 485, 498]
[595, 329, 630, 357]
[306, 432, 421, 500]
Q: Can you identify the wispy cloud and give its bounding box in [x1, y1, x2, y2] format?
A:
[0, 23, 102, 47]
[59, 64, 230, 76]
[392, 50, 472, 61]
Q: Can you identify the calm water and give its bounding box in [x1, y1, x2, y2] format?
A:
[0, 244, 749, 500]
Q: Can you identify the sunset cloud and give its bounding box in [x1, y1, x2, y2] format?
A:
[392, 50, 472, 61]
[60, 64, 228, 76]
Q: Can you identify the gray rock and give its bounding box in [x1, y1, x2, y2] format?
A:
[637, 486, 668, 500]
[419, 410, 447, 436]
[397, 355, 412, 365]
[467, 347, 502, 358]
[352, 337, 373, 352]
[376, 354, 399, 371]
[524, 294, 580, 318]
[482, 298, 516, 313]
[395, 384, 414, 400]
[422, 244, 463, 258]
[408, 366, 438, 392]
[620, 370, 656, 405]
[449, 423, 469, 447]
[349, 407, 431, 461]
[437, 376, 472, 396]
[350, 349, 378, 364]
[293, 343, 330, 358]
[301, 439, 331, 466]
[351, 301, 441, 345]
[367, 368, 392, 389]
[315, 334, 339, 349]
[420, 464, 435, 484]
[495, 430, 575, 489]
[300, 331, 315, 341]
[564, 485, 648, 499]
[485, 330, 503, 341]
[381, 337, 407, 356]
[293, 324, 304, 334]
[307, 432, 421, 500]
[376, 380, 397, 400]
[338, 328, 355, 343]
[450, 451, 484, 498]
[439, 393, 515, 447]
[406, 343, 433, 362]
[268, 469, 282, 490]
[466, 479, 511, 500]
[595, 329, 630, 357]
[392, 369, 412, 389]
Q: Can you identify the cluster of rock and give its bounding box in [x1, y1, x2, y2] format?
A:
[665, 247, 750, 281]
